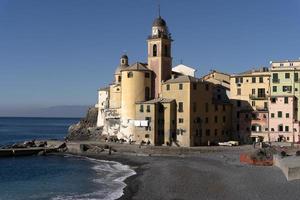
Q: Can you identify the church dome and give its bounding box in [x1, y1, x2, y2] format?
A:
[121, 54, 128, 59]
[152, 16, 166, 27]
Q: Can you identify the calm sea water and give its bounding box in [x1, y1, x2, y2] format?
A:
[0, 117, 135, 200]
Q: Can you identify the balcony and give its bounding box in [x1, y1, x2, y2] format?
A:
[272, 79, 280, 83]
[249, 94, 267, 100]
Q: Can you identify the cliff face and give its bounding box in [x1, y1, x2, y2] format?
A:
[66, 107, 103, 141]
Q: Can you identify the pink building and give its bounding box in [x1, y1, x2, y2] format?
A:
[250, 110, 269, 142]
[269, 96, 300, 142]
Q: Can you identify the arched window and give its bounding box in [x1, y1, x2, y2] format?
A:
[153, 44, 157, 57]
[145, 87, 150, 100]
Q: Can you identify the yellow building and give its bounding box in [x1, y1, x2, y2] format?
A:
[96, 15, 232, 147]
[230, 67, 270, 143]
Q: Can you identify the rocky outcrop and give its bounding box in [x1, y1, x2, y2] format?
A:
[66, 107, 104, 141]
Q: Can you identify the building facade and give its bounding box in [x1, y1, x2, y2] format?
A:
[95, 15, 232, 147]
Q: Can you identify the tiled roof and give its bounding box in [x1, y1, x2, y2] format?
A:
[164, 75, 199, 84]
[121, 62, 150, 72]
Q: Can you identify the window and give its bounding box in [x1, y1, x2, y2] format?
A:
[214, 116, 218, 123]
[145, 87, 150, 100]
[193, 83, 197, 90]
[178, 102, 183, 112]
[285, 126, 289, 132]
[295, 73, 299, 81]
[153, 44, 157, 57]
[235, 77, 243, 83]
[215, 104, 218, 111]
[257, 88, 265, 98]
[259, 77, 263, 83]
[283, 86, 292, 92]
[118, 76, 121, 82]
[205, 103, 209, 112]
[179, 118, 184, 123]
[193, 102, 197, 112]
[271, 97, 276, 103]
[205, 117, 208, 123]
[206, 129, 210, 136]
[284, 97, 289, 104]
[237, 124, 240, 131]
[273, 73, 279, 82]
[139, 105, 144, 112]
[237, 88, 241, 95]
[273, 86, 277, 92]
[252, 89, 255, 95]
[252, 77, 256, 83]
[286, 113, 290, 118]
[278, 111, 282, 118]
[145, 117, 151, 131]
[264, 102, 268, 109]
[146, 105, 151, 112]
[166, 84, 170, 90]
[223, 116, 226, 123]
[223, 105, 226, 111]
[237, 100, 241, 107]
[127, 72, 133, 78]
[179, 84, 183, 90]
[237, 112, 240, 118]
[145, 73, 150, 78]
[280, 63, 284, 67]
[285, 73, 290, 79]
[252, 101, 255, 106]
[271, 113, 275, 118]
[214, 129, 218, 136]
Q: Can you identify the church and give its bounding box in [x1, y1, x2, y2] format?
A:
[95, 15, 232, 147]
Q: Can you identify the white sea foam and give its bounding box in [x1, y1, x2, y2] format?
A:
[52, 155, 136, 200]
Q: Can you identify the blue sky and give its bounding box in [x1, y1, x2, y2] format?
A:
[1, 0, 300, 112]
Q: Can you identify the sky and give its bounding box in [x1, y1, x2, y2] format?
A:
[0, 0, 300, 115]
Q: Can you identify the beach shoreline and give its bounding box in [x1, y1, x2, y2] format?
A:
[63, 144, 300, 200]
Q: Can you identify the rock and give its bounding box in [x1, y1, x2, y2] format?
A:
[66, 107, 104, 141]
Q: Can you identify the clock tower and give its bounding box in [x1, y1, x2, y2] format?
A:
[147, 16, 172, 98]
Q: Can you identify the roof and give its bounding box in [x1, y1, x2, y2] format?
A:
[136, 98, 174, 104]
[164, 75, 199, 84]
[121, 62, 150, 72]
[203, 70, 230, 77]
[271, 59, 300, 63]
[153, 16, 167, 27]
[232, 67, 270, 76]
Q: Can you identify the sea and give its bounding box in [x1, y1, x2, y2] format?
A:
[0, 117, 135, 200]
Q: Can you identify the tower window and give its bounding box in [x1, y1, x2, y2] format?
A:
[145, 73, 150, 78]
[153, 44, 157, 57]
[118, 76, 121, 82]
[127, 72, 133, 78]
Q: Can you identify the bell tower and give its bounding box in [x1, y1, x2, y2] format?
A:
[147, 15, 172, 98]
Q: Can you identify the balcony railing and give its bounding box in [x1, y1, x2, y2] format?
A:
[272, 79, 280, 83]
[249, 94, 267, 100]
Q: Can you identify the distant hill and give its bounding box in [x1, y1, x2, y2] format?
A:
[0, 105, 91, 118]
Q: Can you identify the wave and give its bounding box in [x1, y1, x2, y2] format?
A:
[52, 155, 136, 200]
